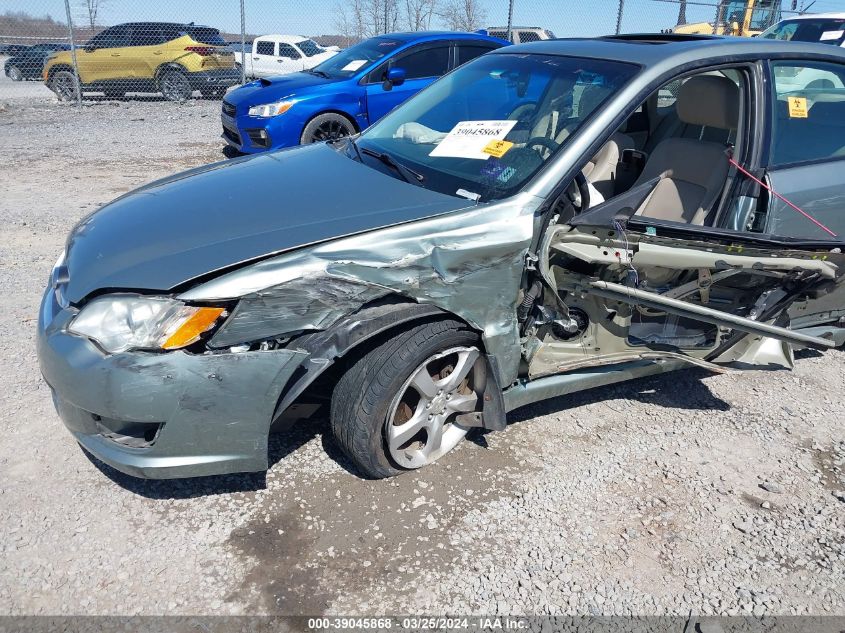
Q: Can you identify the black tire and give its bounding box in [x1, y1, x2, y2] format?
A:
[330, 319, 482, 479]
[50, 69, 80, 101]
[7, 65, 22, 82]
[300, 112, 356, 145]
[222, 145, 241, 159]
[158, 67, 193, 102]
[103, 88, 125, 100]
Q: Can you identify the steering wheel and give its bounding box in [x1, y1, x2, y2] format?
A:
[525, 136, 560, 158]
[573, 172, 590, 212]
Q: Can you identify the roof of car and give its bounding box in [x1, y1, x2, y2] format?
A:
[490, 33, 845, 65]
[120, 22, 219, 30]
[379, 31, 506, 42]
[253, 34, 311, 44]
[777, 12, 845, 20]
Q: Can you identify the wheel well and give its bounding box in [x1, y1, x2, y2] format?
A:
[154, 63, 188, 85]
[303, 109, 360, 134]
[46, 64, 74, 82]
[270, 298, 481, 426]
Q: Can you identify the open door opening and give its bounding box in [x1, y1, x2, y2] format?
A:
[521, 218, 844, 380]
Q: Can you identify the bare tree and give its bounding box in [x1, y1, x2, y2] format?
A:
[438, 0, 487, 32]
[404, 0, 438, 31]
[334, 0, 366, 41]
[80, 0, 106, 31]
[333, 0, 401, 39]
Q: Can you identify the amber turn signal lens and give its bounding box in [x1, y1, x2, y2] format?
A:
[162, 307, 225, 350]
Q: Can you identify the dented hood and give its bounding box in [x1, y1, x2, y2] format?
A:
[63, 143, 469, 304]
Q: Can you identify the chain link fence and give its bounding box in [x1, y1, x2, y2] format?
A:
[0, 0, 842, 104]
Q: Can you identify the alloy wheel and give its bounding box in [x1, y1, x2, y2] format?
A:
[52, 71, 79, 101]
[160, 70, 192, 102]
[386, 346, 482, 469]
[311, 118, 353, 143]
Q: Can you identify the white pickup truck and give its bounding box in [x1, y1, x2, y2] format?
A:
[233, 34, 339, 79]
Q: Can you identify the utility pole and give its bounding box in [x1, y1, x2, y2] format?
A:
[507, 0, 514, 42]
[239, 0, 246, 84]
[63, 0, 82, 106]
[713, 0, 726, 34]
[615, 0, 625, 35]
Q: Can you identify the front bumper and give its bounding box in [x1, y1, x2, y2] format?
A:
[187, 67, 241, 90]
[221, 108, 305, 154]
[37, 288, 307, 479]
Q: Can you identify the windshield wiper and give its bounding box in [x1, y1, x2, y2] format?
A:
[360, 146, 425, 186]
[305, 69, 330, 78]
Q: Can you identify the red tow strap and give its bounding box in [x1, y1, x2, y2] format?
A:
[728, 156, 837, 238]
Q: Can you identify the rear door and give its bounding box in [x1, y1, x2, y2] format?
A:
[128, 24, 166, 80]
[762, 59, 845, 334]
[364, 42, 451, 124]
[251, 39, 278, 77]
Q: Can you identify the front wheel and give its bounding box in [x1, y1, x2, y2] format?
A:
[50, 70, 80, 101]
[330, 320, 486, 478]
[158, 68, 193, 102]
[300, 112, 356, 145]
[7, 66, 23, 81]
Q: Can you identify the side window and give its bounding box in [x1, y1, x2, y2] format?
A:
[770, 61, 845, 166]
[255, 40, 275, 56]
[130, 25, 164, 47]
[488, 31, 508, 40]
[457, 44, 495, 67]
[98, 25, 131, 48]
[518, 30, 541, 43]
[393, 46, 450, 80]
[278, 43, 302, 59]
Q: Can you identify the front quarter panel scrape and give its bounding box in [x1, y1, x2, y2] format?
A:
[181, 192, 542, 386]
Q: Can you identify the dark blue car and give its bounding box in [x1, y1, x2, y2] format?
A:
[221, 31, 507, 153]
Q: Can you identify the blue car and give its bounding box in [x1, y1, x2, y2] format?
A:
[221, 31, 508, 153]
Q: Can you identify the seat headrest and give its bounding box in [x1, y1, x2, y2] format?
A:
[578, 84, 609, 117]
[676, 75, 739, 130]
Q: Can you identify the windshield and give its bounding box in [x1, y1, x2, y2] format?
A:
[297, 39, 324, 57]
[356, 53, 638, 202]
[760, 18, 845, 45]
[311, 37, 402, 78]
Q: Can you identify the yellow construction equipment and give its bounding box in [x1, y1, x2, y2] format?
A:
[671, 0, 783, 37]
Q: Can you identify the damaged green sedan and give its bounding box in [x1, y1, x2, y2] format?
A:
[38, 35, 845, 479]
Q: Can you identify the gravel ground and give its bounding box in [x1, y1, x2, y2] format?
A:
[0, 67, 843, 617]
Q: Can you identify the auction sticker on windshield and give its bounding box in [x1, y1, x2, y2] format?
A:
[430, 120, 517, 159]
[342, 60, 368, 71]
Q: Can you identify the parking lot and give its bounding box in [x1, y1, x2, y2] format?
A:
[0, 61, 843, 617]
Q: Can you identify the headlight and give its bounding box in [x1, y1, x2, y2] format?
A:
[68, 295, 225, 354]
[248, 100, 295, 117]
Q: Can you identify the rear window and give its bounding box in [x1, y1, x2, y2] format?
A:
[180, 26, 226, 46]
[518, 30, 541, 42]
[255, 41, 275, 56]
[457, 44, 496, 66]
[770, 61, 845, 166]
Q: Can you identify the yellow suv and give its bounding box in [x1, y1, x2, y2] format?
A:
[44, 22, 239, 102]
